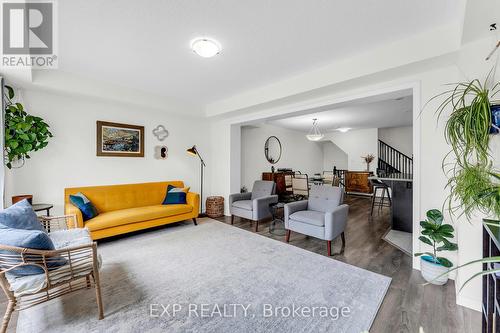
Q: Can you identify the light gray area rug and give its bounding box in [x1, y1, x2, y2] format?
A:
[383, 229, 412, 256]
[17, 219, 391, 333]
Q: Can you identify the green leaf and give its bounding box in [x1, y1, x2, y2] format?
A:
[15, 103, 23, 111]
[438, 224, 455, 233]
[419, 236, 433, 246]
[437, 257, 453, 268]
[5, 85, 14, 99]
[427, 209, 443, 225]
[8, 141, 19, 149]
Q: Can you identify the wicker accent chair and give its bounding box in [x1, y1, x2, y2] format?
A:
[0, 215, 103, 333]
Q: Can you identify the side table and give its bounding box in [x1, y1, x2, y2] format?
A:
[32, 204, 54, 216]
[269, 202, 286, 236]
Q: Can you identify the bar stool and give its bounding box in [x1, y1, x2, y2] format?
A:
[370, 179, 391, 216]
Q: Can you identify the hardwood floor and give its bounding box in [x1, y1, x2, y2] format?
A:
[217, 195, 481, 333]
[0, 195, 480, 332]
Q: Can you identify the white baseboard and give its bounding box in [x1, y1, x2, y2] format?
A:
[456, 294, 482, 312]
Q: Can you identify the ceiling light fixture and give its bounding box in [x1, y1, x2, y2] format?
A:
[191, 38, 221, 58]
[336, 127, 351, 133]
[306, 118, 324, 141]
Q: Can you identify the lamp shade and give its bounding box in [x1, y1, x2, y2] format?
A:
[187, 146, 197, 156]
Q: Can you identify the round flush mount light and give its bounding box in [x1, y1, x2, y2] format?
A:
[191, 38, 221, 58]
[336, 127, 351, 133]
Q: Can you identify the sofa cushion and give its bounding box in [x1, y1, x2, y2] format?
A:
[231, 200, 253, 211]
[308, 185, 343, 213]
[0, 227, 66, 276]
[84, 204, 193, 231]
[162, 185, 190, 205]
[0, 199, 44, 231]
[251, 181, 275, 200]
[69, 192, 99, 221]
[289, 210, 325, 227]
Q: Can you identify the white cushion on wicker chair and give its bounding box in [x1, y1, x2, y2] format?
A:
[6, 228, 102, 297]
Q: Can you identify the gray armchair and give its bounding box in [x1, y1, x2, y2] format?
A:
[229, 180, 278, 232]
[284, 185, 349, 256]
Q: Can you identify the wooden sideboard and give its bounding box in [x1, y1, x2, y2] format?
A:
[345, 171, 373, 194]
[262, 172, 293, 196]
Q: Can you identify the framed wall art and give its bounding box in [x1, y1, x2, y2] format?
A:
[96, 121, 144, 157]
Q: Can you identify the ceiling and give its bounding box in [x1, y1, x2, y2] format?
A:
[58, 0, 460, 108]
[267, 95, 413, 132]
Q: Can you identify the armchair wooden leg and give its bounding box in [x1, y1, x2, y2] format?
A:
[1, 300, 15, 333]
[255, 220, 259, 232]
[285, 229, 291, 243]
[192, 218, 197, 226]
[340, 232, 346, 254]
[327, 240, 332, 256]
[231, 215, 234, 225]
[91, 244, 104, 320]
[0, 274, 15, 333]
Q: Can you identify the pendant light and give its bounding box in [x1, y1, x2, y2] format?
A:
[306, 118, 324, 141]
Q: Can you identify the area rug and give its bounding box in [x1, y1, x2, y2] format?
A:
[383, 229, 412, 256]
[17, 219, 391, 333]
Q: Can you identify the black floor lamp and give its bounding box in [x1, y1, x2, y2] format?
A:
[187, 145, 206, 216]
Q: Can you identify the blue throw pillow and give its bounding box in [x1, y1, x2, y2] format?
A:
[0, 199, 44, 231]
[162, 185, 189, 205]
[0, 226, 67, 276]
[69, 192, 98, 221]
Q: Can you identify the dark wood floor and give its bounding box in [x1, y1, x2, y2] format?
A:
[215, 195, 481, 333]
[0, 195, 480, 332]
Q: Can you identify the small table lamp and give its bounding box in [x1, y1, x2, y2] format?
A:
[187, 145, 206, 216]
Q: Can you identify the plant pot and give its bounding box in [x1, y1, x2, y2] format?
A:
[12, 195, 33, 205]
[420, 255, 449, 285]
[491, 103, 500, 134]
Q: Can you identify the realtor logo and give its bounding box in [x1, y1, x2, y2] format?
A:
[1, 0, 57, 68]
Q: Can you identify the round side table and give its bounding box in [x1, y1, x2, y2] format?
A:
[269, 202, 286, 236]
[32, 204, 54, 216]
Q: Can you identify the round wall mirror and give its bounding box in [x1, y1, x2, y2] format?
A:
[264, 136, 282, 164]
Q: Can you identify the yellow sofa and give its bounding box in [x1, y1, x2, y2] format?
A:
[64, 181, 199, 240]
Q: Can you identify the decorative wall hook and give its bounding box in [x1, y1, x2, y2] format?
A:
[152, 125, 169, 141]
[154, 145, 168, 159]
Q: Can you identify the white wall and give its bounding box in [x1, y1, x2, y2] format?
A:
[378, 126, 413, 157]
[4, 89, 211, 215]
[323, 128, 378, 172]
[240, 124, 323, 190]
[322, 141, 348, 170]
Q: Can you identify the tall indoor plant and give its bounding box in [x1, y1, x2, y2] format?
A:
[3, 85, 53, 169]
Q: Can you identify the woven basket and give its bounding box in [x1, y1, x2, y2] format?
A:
[206, 196, 224, 218]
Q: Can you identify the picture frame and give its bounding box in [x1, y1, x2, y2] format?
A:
[96, 121, 144, 157]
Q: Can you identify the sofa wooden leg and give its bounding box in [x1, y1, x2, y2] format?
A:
[231, 215, 234, 225]
[255, 220, 259, 232]
[192, 218, 197, 226]
[327, 240, 332, 256]
[340, 232, 346, 254]
[285, 229, 291, 243]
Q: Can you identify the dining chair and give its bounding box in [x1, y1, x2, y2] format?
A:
[292, 174, 309, 200]
[322, 171, 334, 185]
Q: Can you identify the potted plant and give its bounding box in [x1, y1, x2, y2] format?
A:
[362, 154, 375, 172]
[415, 209, 458, 285]
[3, 85, 53, 169]
[429, 74, 500, 286]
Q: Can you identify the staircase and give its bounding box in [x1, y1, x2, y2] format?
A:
[377, 140, 413, 177]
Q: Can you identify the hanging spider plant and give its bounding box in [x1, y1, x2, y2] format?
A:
[427, 72, 500, 288]
[434, 74, 500, 220]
